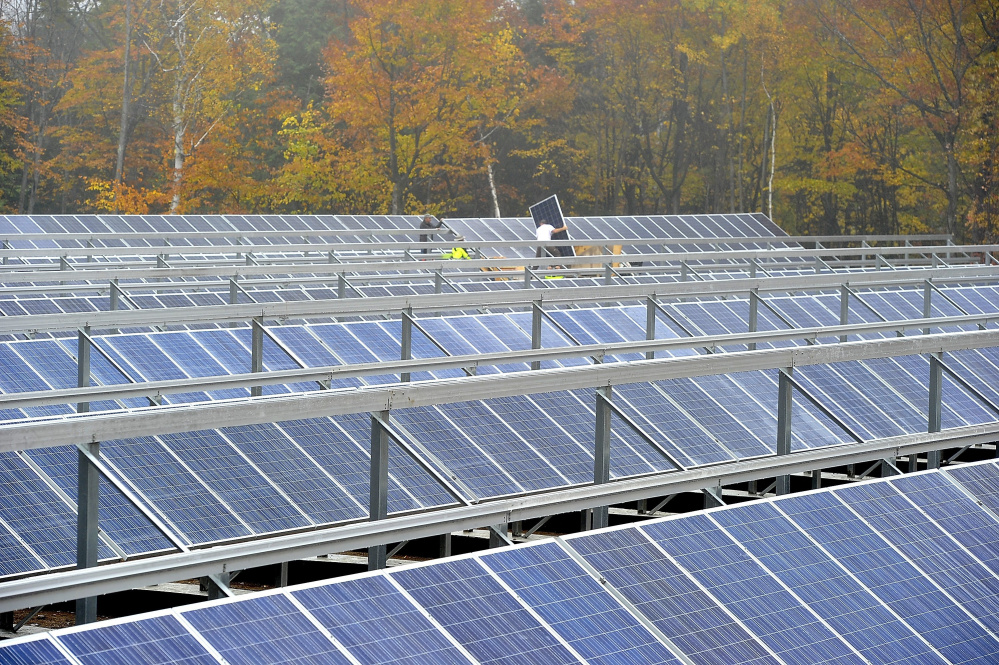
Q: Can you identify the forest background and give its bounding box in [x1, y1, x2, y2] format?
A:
[0, 0, 996, 240]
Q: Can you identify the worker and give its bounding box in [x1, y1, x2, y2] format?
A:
[419, 214, 443, 254]
[535, 219, 568, 259]
[441, 236, 470, 260]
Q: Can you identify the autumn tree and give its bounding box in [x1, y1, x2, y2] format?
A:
[812, 0, 999, 236]
[321, 0, 525, 214]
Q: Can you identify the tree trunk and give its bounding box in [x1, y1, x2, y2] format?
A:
[114, 0, 133, 194]
[486, 161, 501, 218]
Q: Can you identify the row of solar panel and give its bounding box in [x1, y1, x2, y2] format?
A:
[0, 215, 427, 250]
[4, 461, 999, 665]
[1, 275, 994, 347]
[0, 285, 997, 578]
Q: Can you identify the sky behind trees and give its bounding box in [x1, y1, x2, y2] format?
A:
[1, 0, 996, 240]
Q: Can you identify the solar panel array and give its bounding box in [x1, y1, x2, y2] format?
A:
[447, 212, 798, 259]
[6, 460, 999, 664]
[1, 282, 998, 580]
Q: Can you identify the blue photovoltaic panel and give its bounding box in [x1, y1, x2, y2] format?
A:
[945, 462, 999, 515]
[436, 401, 567, 492]
[643, 515, 864, 665]
[483, 541, 685, 665]
[293, 576, 473, 665]
[837, 480, 999, 634]
[481, 395, 593, 484]
[531, 390, 668, 478]
[56, 615, 216, 665]
[182, 594, 353, 665]
[777, 492, 999, 664]
[615, 383, 714, 467]
[221, 423, 366, 524]
[658, 377, 770, 458]
[566, 527, 779, 665]
[890, 473, 999, 575]
[529, 196, 565, 229]
[24, 446, 173, 556]
[0, 452, 90, 568]
[0, 517, 43, 577]
[101, 436, 249, 545]
[160, 430, 309, 534]
[392, 406, 522, 498]
[391, 558, 580, 665]
[713, 502, 945, 665]
[0, 637, 74, 664]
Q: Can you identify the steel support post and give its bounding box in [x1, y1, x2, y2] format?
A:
[229, 277, 239, 305]
[811, 469, 822, 489]
[680, 261, 688, 282]
[0, 611, 12, 631]
[109, 280, 119, 311]
[604, 264, 613, 286]
[489, 524, 510, 548]
[369, 412, 390, 570]
[645, 296, 657, 360]
[748, 289, 759, 351]
[927, 353, 943, 469]
[434, 270, 443, 294]
[923, 280, 932, 335]
[439, 533, 452, 557]
[400, 308, 413, 383]
[76, 328, 98, 625]
[703, 486, 724, 508]
[205, 573, 231, 600]
[277, 561, 289, 587]
[531, 301, 543, 371]
[776, 368, 793, 495]
[337, 273, 347, 299]
[523, 266, 533, 289]
[593, 386, 612, 529]
[250, 317, 264, 398]
[839, 284, 850, 343]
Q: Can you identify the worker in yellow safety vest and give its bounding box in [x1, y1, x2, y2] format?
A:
[441, 235, 470, 260]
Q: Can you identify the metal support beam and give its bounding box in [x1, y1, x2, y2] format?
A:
[400, 307, 413, 383]
[337, 273, 347, 299]
[0, 611, 12, 631]
[369, 411, 390, 570]
[604, 264, 614, 286]
[76, 328, 98, 625]
[250, 316, 264, 397]
[927, 353, 943, 469]
[277, 561, 289, 587]
[748, 289, 759, 351]
[645, 296, 657, 360]
[531, 301, 543, 371]
[776, 367, 792, 495]
[523, 266, 533, 289]
[434, 270, 443, 294]
[593, 386, 612, 530]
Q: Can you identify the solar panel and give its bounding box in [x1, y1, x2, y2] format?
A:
[482, 541, 686, 664]
[55, 614, 217, 665]
[391, 558, 582, 665]
[181, 594, 354, 664]
[566, 527, 780, 665]
[776, 492, 999, 664]
[712, 501, 946, 664]
[643, 515, 865, 664]
[292, 576, 474, 665]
